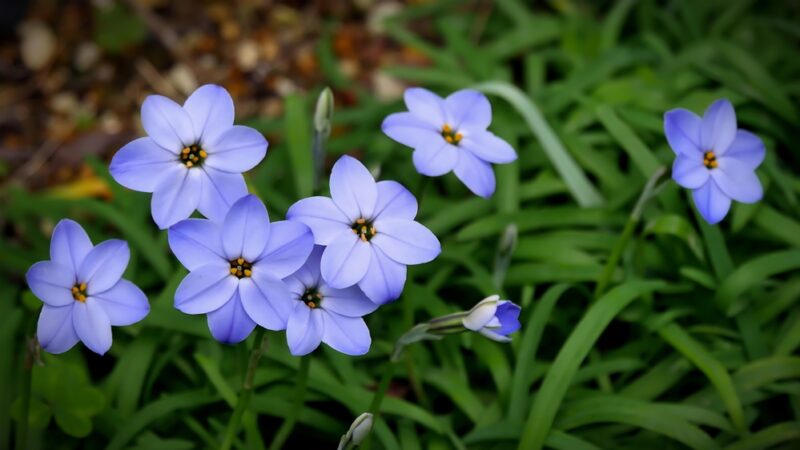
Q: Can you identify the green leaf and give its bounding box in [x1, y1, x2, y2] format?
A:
[715, 250, 800, 315]
[285, 95, 314, 199]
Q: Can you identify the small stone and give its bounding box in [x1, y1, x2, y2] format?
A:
[18, 20, 56, 71]
[274, 77, 297, 97]
[50, 92, 79, 115]
[368, 2, 403, 34]
[373, 72, 405, 102]
[237, 40, 260, 72]
[338, 59, 360, 80]
[74, 42, 101, 72]
[167, 64, 198, 96]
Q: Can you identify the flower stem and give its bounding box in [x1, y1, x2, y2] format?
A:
[361, 362, 397, 450]
[268, 356, 311, 450]
[220, 328, 267, 450]
[15, 336, 34, 450]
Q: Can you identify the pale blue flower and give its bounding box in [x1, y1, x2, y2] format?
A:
[462, 295, 521, 342]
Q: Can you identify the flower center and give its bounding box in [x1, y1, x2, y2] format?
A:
[229, 258, 252, 279]
[351, 218, 377, 242]
[703, 150, 718, 169]
[180, 144, 207, 168]
[301, 287, 323, 309]
[441, 124, 462, 145]
[71, 282, 88, 302]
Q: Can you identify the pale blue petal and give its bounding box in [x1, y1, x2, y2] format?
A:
[286, 245, 324, 290]
[692, 180, 732, 225]
[91, 279, 150, 326]
[204, 125, 268, 173]
[286, 196, 351, 246]
[700, 99, 737, 153]
[183, 84, 235, 146]
[72, 299, 112, 355]
[141, 95, 196, 152]
[174, 262, 238, 314]
[222, 195, 270, 261]
[168, 219, 226, 271]
[412, 139, 457, 176]
[238, 272, 293, 331]
[663, 108, 702, 156]
[459, 130, 517, 164]
[373, 180, 417, 221]
[151, 165, 202, 229]
[495, 301, 521, 335]
[356, 244, 406, 305]
[287, 303, 323, 356]
[256, 221, 314, 279]
[37, 305, 79, 354]
[711, 157, 763, 203]
[320, 284, 378, 317]
[722, 130, 766, 169]
[109, 137, 177, 192]
[50, 219, 93, 276]
[27, 261, 75, 307]
[479, 327, 512, 343]
[321, 311, 370, 356]
[321, 232, 371, 289]
[78, 240, 130, 295]
[330, 155, 377, 221]
[381, 112, 440, 148]
[444, 89, 491, 131]
[453, 150, 495, 198]
[404, 87, 446, 126]
[371, 219, 440, 265]
[672, 155, 709, 189]
[207, 289, 255, 344]
[197, 167, 248, 223]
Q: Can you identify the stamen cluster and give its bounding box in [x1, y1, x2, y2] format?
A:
[351, 218, 377, 242]
[301, 288, 322, 309]
[71, 282, 88, 302]
[229, 257, 252, 278]
[702, 150, 718, 169]
[440, 124, 463, 145]
[180, 144, 207, 168]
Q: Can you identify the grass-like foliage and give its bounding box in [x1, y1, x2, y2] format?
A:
[2, 0, 800, 449]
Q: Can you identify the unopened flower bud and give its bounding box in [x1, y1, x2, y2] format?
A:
[463, 295, 521, 342]
[337, 412, 374, 450]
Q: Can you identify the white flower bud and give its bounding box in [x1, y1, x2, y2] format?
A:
[462, 295, 500, 331]
[338, 412, 374, 450]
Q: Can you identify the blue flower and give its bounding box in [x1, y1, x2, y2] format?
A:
[283, 246, 378, 356]
[382, 88, 517, 198]
[287, 156, 441, 304]
[664, 99, 765, 224]
[461, 295, 521, 342]
[168, 195, 313, 344]
[110, 84, 268, 229]
[26, 220, 149, 355]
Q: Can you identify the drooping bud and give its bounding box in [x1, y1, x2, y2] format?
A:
[312, 87, 334, 193]
[337, 412, 374, 450]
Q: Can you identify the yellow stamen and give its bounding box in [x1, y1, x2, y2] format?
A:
[445, 135, 453, 143]
[79, 282, 87, 291]
[308, 301, 316, 308]
[230, 268, 238, 275]
[199, 150, 208, 158]
[237, 258, 244, 265]
[370, 226, 377, 235]
[186, 161, 194, 168]
[243, 269, 252, 277]
[360, 234, 367, 242]
[77, 294, 86, 302]
[442, 124, 452, 133]
[356, 218, 366, 224]
[182, 147, 190, 154]
[454, 133, 463, 142]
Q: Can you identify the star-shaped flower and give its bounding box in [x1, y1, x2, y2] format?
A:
[665, 99, 765, 224]
[26, 220, 150, 355]
[287, 155, 441, 304]
[382, 88, 517, 198]
[168, 195, 313, 343]
[110, 84, 267, 229]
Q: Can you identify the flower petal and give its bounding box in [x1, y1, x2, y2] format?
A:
[711, 158, 763, 203]
[168, 219, 226, 271]
[287, 196, 351, 246]
[256, 221, 314, 279]
[463, 298, 499, 331]
[495, 301, 521, 335]
[204, 125, 268, 173]
[404, 87, 446, 126]
[412, 140, 457, 176]
[174, 262, 239, 314]
[141, 95, 196, 152]
[183, 84, 235, 146]
[287, 303, 323, 356]
[26, 261, 75, 307]
[78, 239, 130, 295]
[238, 271, 293, 331]
[151, 166, 202, 229]
[320, 284, 378, 317]
[444, 89, 491, 131]
[207, 289, 256, 344]
[459, 131, 517, 164]
[197, 167, 248, 223]
[700, 99, 737, 153]
[663, 108, 703, 156]
[321, 311, 370, 356]
[37, 305, 79, 354]
[721, 130, 766, 168]
[453, 150, 496, 198]
[357, 244, 406, 305]
[330, 155, 378, 221]
[672, 155, 709, 189]
[321, 232, 371, 289]
[381, 112, 440, 148]
[373, 180, 417, 221]
[285, 245, 324, 291]
[371, 219, 440, 265]
[72, 299, 112, 355]
[91, 279, 150, 326]
[692, 180, 732, 225]
[222, 195, 270, 261]
[50, 219, 93, 276]
[479, 327, 512, 343]
[110, 137, 178, 192]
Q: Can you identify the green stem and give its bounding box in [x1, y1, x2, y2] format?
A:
[362, 362, 397, 450]
[220, 328, 267, 450]
[595, 167, 666, 298]
[268, 356, 311, 450]
[414, 176, 430, 209]
[15, 337, 34, 450]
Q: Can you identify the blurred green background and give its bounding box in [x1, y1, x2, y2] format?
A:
[1, 0, 800, 449]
